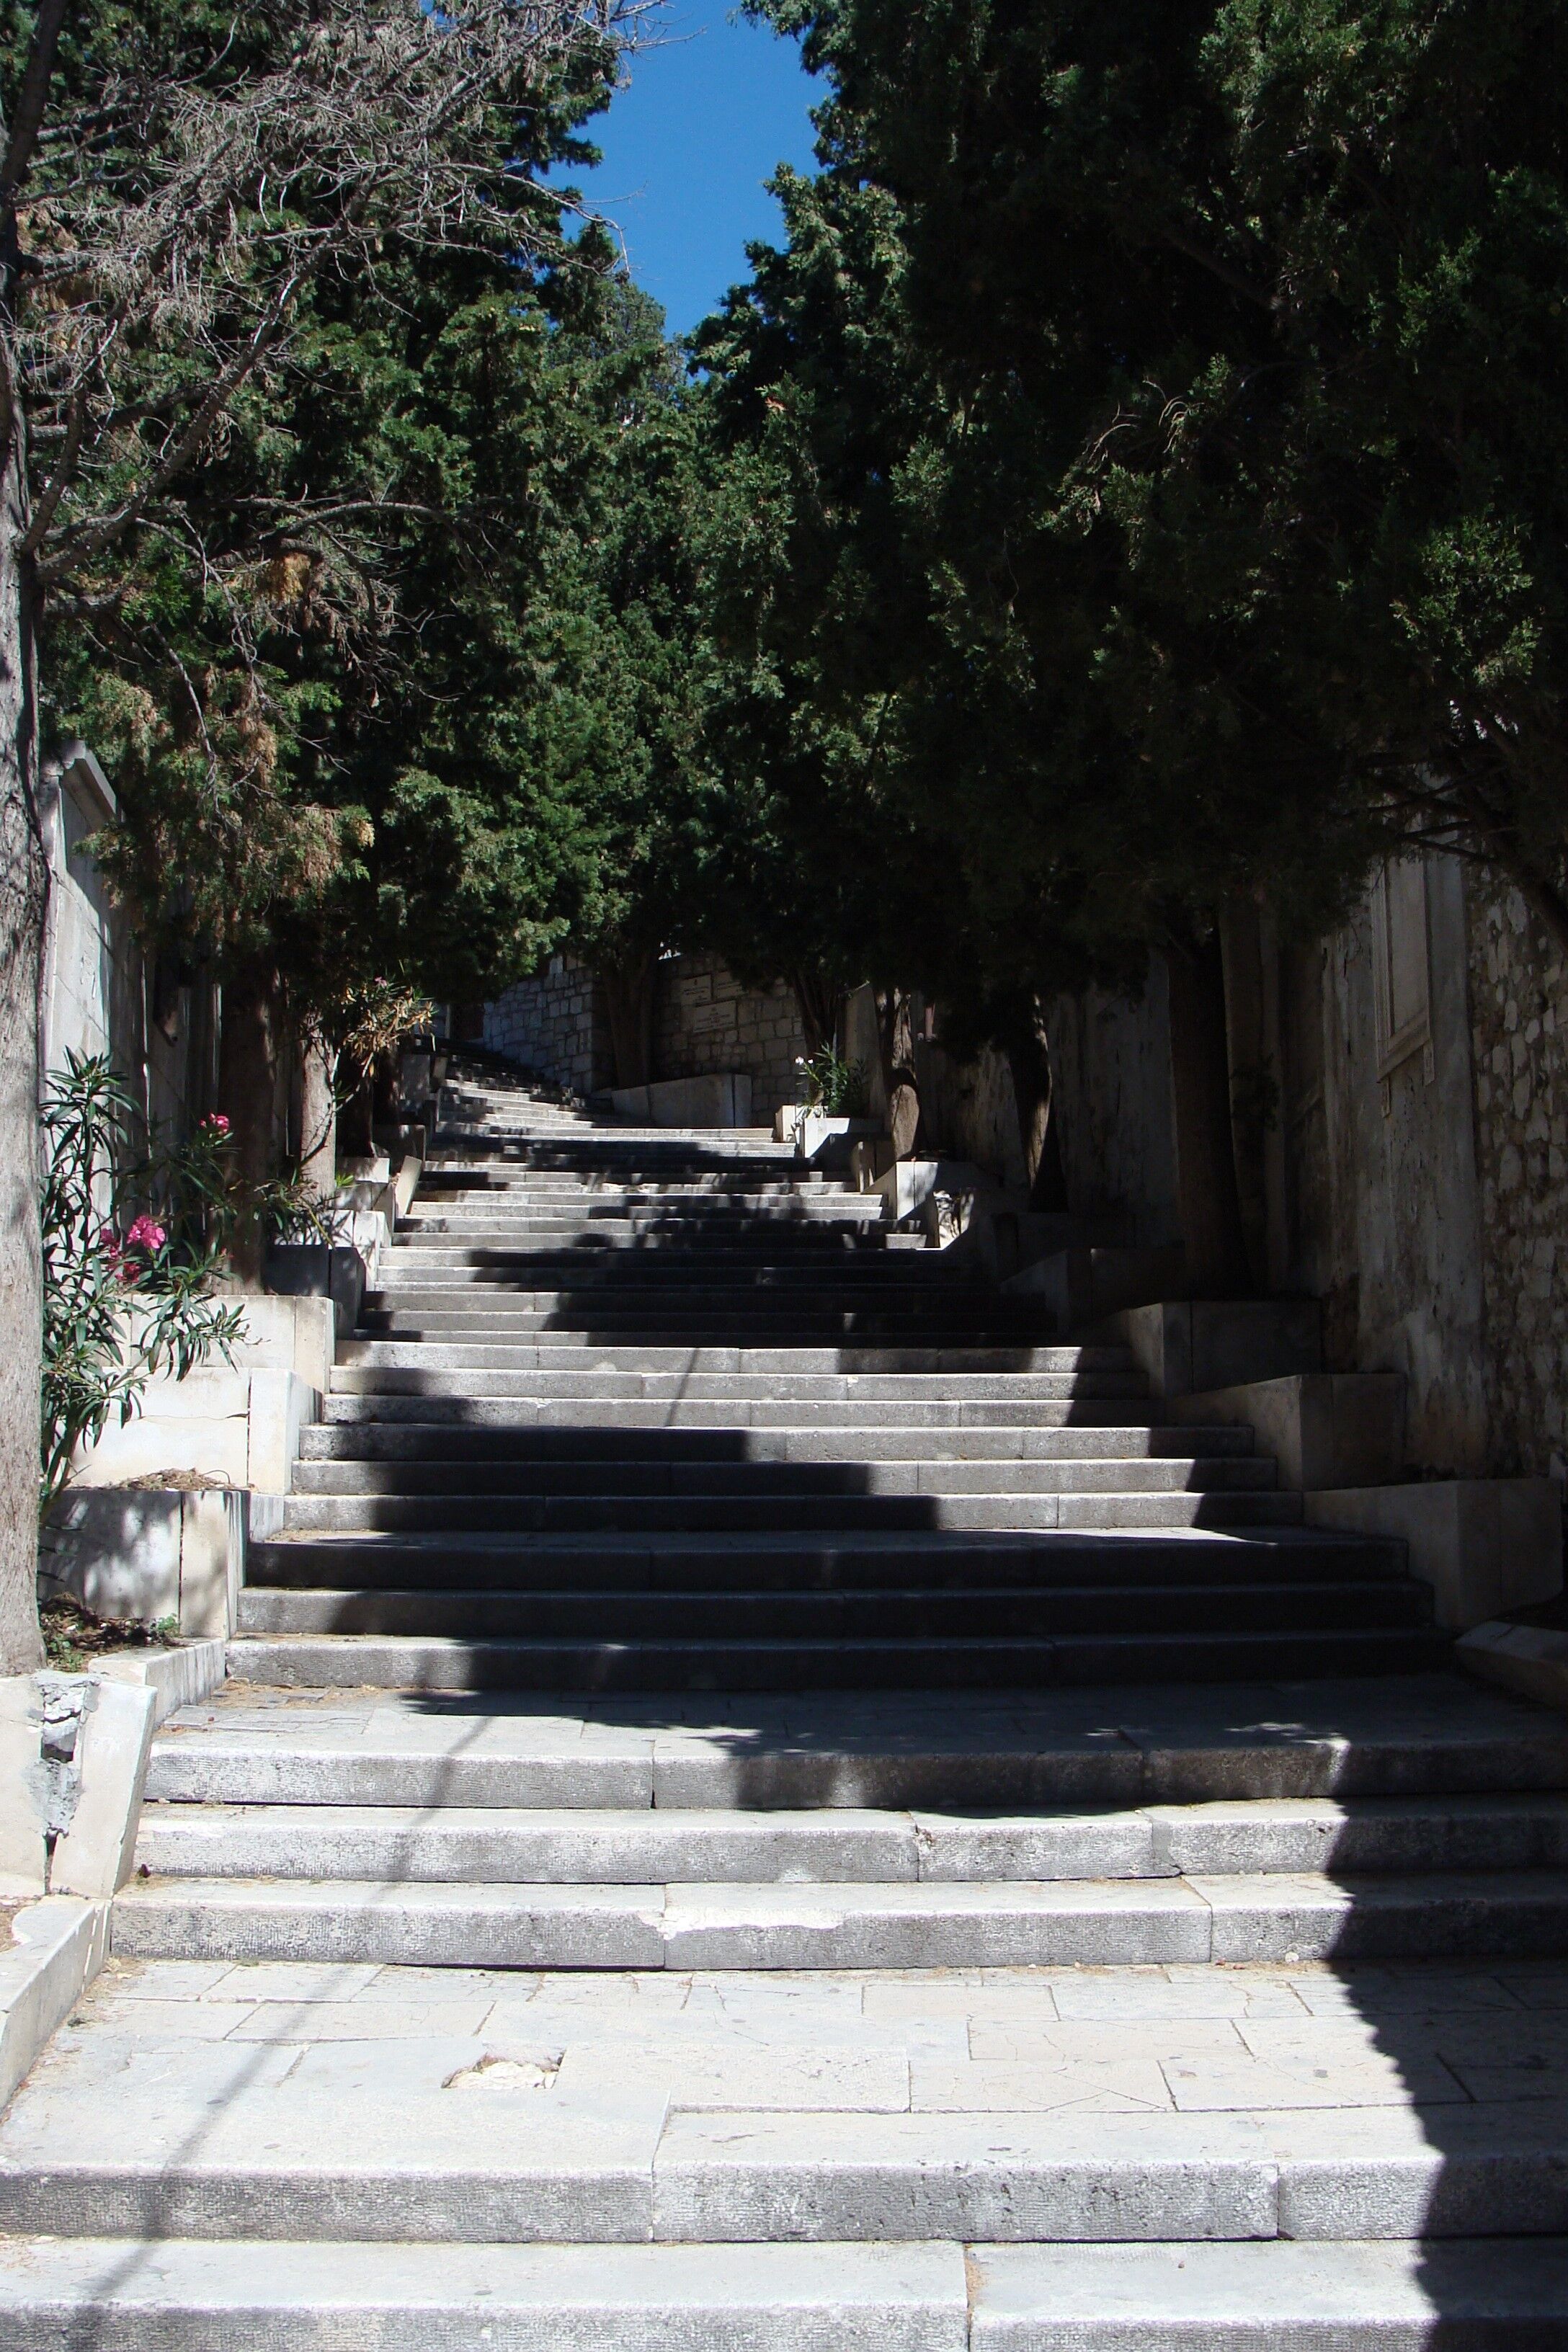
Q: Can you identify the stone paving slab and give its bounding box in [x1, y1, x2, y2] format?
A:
[10, 1957, 1568, 2248]
[0, 2235, 970, 2351]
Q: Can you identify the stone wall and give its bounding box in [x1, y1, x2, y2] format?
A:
[484, 954, 610, 1097]
[1046, 969, 1182, 1247]
[1258, 855, 1488, 1474]
[1467, 881, 1568, 1477]
[484, 952, 806, 1117]
[653, 955, 807, 1122]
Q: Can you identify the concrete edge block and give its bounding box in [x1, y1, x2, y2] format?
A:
[1457, 1619, 1568, 1714]
[92, 1637, 227, 1728]
[0, 1895, 107, 2109]
[1306, 1479, 1562, 1632]
[1170, 1372, 1406, 1492]
[50, 1680, 156, 1899]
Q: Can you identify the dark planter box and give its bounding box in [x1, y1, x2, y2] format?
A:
[263, 1243, 365, 1335]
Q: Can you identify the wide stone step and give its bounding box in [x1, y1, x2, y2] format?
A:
[7, 2237, 1567, 2351]
[355, 1314, 1054, 1342]
[0, 2238, 964, 2351]
[107, 1868, 1568, 1969]
[328, 1371, 1152, 1402]
[243, 1528, 1409, 1595]
[321, 1394, 1164, 1429]
[273, 1489, 1300, 1535]
[338, 1342, 1119, 1374]
[296, 1421, 1257, 1464]
[233, 1580, 1419, 1642]
[217, 1625, 1449, 1691]
[132, 1794, 1568, 1886]
[141, 1675, 1568, 1809]
[289, 1456, 1277, 1497]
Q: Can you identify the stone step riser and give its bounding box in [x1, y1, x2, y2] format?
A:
[275, 1494, 1303, 1536]
[338, 1346, 1123, 1374]
[289, 1461, 1279, 1498]
[233, 1584, 1424, 1642]
[106, 1871, 1568, 1974]
[318, 1399, 1164, 1430]
[297, 1424, 1255, 1464]
[245, 1551, 1412, 1596]
[0, 2240, 970, 2349]
[132, 1798, 1568, 1886]
[218, 1627, 1451, 1692]
[328, 1375, 1152, 1402]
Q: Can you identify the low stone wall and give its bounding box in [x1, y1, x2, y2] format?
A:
[484, 954, 610, 1095]
[1468, 881, 1568, 1476]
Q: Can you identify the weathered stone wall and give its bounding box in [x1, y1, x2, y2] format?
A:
[909, 1032, 1030, 1193]
[654, 955, 807, 1122]
[1046, 969, 1182, 1247]
[484, 954, 610, 1097]
[1467, 881, 1568, 1476]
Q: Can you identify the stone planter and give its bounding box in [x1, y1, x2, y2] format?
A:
[263, 1242, 365, 1334]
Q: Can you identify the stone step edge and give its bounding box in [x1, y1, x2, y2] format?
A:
[107, 1866, 1568, 1969]
[3, 2236, 1567, 2348]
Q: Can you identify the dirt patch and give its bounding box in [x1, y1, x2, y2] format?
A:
[40, 1595, 174, 1672]
[114, 1471, 233, 1492]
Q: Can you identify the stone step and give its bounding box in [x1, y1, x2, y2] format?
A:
[233, 1580, 1419, 1642]
[321, 1394, 1166, 1429]
[141, 1675, 1568, 1809]
[288, 1457, 1278, 1497]
[107, 1868, 1568, 1969]
[131, 1794, 1568, 1886]
[967, 2238, 1568, 2347]
[273, 1489, 1302, 1536]
[217, 1625, 1449, 1691]
[355, 1314, 1054, 1340]
[6, 2235, 1568, 2351]
[328, 1371, 1152, 1402]
[338, 1342, 1121, 1374]
[0, 2238, 966, 2350]
[297, 1421, 1257, 1464]
[245, 1528, 1404, 1594]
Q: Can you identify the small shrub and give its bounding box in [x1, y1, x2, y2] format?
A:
[795, 1048, 870, 1118]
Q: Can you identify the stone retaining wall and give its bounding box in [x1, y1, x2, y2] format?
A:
[483, 955, 610, 1097]
[653, 956, 806, 1122]
[1467, 881, 1568, 1476]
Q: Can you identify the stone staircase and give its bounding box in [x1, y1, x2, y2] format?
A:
[229, 1059, 1445, 1692]
[7, 1061, 1568, 2342]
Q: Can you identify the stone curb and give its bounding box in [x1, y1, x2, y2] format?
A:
[0, 1898, 107, 2111]
[1458, 1618, 1568, 1712]
[94, 1639, 226, 1728]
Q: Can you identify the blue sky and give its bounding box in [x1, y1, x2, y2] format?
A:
[569, 9, 822, 338]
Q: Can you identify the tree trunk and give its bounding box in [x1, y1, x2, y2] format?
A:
[793, 967, 840, 1059]
[873, 984, 922, 1158]
[1164, 932, 1252, 1299]
[1004, 1002, 1070, 1214]
[299, 1028, 337, 1202]
[601, 952, 656, 1090]
[218, 964, 283, 1283]
[0, 444, 45, 1672]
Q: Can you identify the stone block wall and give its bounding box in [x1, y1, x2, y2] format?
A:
[1468, 881, 1568, 1476]
[654, 955, 808, 1121]
[484, 954, 610, 1097]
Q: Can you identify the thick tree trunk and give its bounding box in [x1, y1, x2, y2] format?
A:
[873, 983, 922, 1157]
[601, 952, 656, 1091]
[218, 964, 283, 1283]
[0, 443, 44, 1672]
[1004, 1005, 1070, 1214]
[299, 1028, 337, 1202]
[1164, 932, 1253, 1299]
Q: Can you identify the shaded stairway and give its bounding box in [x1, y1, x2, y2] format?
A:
[235, 1061, 1444, 1690]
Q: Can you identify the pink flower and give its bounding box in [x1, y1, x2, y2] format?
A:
[202, 1113, 231, 1135]
[125, 1215, 166, 1253]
